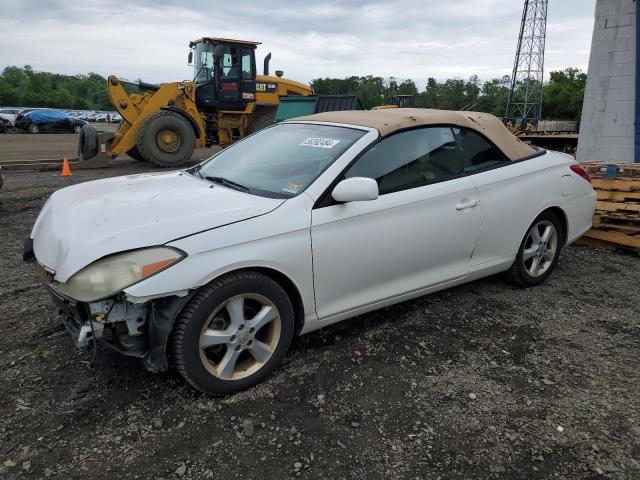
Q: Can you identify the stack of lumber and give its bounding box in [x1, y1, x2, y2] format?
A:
[579, 162, 640, 254]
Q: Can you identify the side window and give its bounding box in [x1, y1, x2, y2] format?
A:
[241, 49, 253, 79]
[344, 127, 462, 195]
[453, 128, 509, 172]
[221, 46, 239, 78]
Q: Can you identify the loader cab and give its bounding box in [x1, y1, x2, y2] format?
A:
[390, 95, 414, 108]
[189, 37, 258, 111]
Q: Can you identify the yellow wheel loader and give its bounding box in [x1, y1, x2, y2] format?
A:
[78, 38, 312, 167]
[372, 95, 414, 110]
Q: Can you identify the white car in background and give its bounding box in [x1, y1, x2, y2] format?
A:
[26, 109, 596, 394]
[0, 108, 20, 126]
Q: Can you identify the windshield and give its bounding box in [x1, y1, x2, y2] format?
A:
[193, 42, 214, 84]
[194, 123, 366, 198]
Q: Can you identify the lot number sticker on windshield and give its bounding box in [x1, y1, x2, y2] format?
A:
[299, 137, 340, 149]
[282, 182, 303, 194]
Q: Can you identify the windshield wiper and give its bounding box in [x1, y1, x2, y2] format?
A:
[204, 176, 251, 193]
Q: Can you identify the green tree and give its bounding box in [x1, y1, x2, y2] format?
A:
[0, 66, 113, 110]
[541, 68, 587, 120]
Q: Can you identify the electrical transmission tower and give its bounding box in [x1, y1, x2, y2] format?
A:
[505, 0, 549, 125]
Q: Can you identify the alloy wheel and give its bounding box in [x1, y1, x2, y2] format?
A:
[198, 294, 281, 381]
[522, 220, 558, 277]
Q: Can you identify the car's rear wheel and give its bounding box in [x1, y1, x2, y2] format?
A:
[172, 271, 294, 394]
[28, 123, 39, 134]
[507, 210, 563, 288]
[73, 124, 83, 134]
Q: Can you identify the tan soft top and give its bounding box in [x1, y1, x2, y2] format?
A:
[293, 108, 536, 161]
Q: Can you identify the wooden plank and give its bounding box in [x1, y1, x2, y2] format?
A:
[575, 237, 618, 251]
[583, 229, 640, 248]
[593, 223, 640, 235]
[582, 161, 640, 171]
[592, 178, 640, 192]
[597, 190, 640, 202]
[601, 213, 640, 222]
[596, 201, 640, 213]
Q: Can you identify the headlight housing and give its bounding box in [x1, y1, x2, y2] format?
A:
[55, 247, 184, 302]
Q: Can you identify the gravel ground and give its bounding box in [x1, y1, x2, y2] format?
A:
[1, 163, 639, 479]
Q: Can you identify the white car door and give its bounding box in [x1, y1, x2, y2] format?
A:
[311, 127, 481, 320]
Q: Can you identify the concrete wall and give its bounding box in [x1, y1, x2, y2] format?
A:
[577, 0, 637, 162]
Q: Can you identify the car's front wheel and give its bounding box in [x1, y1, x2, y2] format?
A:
[507, 210, 564, 287]
[172, 271, 294, 394]
[73, 124, 83, 134]
[28, 123, 39, 134]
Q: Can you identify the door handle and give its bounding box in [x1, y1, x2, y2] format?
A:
[455, 199, 479, 210]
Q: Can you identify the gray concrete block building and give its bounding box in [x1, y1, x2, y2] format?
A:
[577, 0, 638, 163]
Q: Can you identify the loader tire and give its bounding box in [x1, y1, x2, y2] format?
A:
[78, 125, 99, 160]
[136, 111, 196, 168]
[126, 146, 146, 162]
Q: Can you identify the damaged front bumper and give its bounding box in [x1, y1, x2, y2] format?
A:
[47, 285, 146, 351]
[48, 286, 97, 348]
[25, 237, 195, 372]
[42, 279, 193, 373]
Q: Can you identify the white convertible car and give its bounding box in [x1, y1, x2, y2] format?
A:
[25, 109, 596, 394]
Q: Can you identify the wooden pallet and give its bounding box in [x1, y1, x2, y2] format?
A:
[581, 161, 640, 179]
[578, 163, 640, 254]
[575, 236, 640, 255]
[596, 200, 640, 213]
[591, 178, 640, 192]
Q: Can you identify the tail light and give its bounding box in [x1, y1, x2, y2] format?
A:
[570, 164, 591, 184]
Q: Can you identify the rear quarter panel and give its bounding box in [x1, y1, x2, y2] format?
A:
[470, 150, 593, 270]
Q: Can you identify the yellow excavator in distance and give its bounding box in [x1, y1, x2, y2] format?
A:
[372, 95, 414, 110]
[78, 38, 312, 167]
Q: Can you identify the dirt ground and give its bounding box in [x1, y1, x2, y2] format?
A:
[0, 163, 639, 480]
[0, 124, 220, 164]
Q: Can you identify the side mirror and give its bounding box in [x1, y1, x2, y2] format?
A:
[187, 51, 193, 65]
[331, 177, 379, 203]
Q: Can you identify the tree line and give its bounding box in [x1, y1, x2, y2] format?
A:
[0, 65, 587, 120]
[312, 68, 587, 120]
[0, 66, 113, 110]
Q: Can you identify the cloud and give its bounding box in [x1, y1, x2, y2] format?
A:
[0, 0, 596, 87]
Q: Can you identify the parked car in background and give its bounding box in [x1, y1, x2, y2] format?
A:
[14, 109, 88, 134]
[25, 109, 596, 394]
[93, 113, 110, 122]
[0, 108, 21, 126]
[0, 117, 11, 133]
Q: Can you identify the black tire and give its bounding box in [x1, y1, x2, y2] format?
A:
[507, 210, 564, 288]
[27, 123, 39, 134]
[77, 125, 99, 160]
[172, 271, 294, 395]
[136, 111, 196, 168]
[73, 124, 83, 134]
[126, 146, 146, 162]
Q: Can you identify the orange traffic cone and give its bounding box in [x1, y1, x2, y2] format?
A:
[61, 157, 72, 177]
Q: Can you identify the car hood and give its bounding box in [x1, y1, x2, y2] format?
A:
[31, 171, 284, 282]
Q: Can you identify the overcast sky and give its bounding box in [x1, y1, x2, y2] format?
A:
[0, 0, 596, 87]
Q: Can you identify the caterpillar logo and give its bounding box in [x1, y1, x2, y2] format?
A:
[256, 82, 277, 94]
